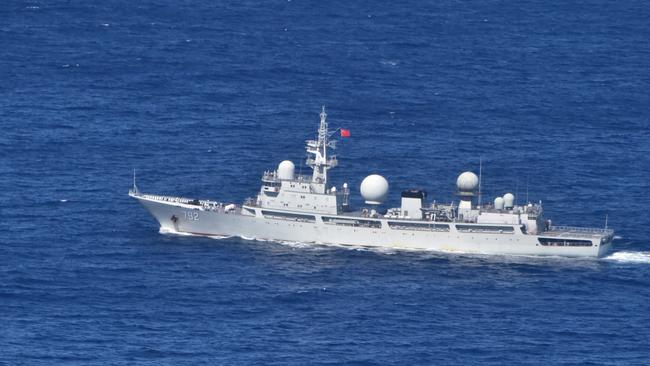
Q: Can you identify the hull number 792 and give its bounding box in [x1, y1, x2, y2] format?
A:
[184, 211, 199, 221]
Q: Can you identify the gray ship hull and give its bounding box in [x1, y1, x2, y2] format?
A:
[132, 193, 613, 258]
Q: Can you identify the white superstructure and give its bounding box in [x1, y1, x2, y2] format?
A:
[130, 108, 614, 258]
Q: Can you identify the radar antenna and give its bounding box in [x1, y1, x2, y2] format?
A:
[305, 106, 338, 193]
[525, 175, 529, 204]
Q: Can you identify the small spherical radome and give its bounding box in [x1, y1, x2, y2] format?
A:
[494, 197, 505, 210]
[503, 193, 515, 208]
[456, 171, 479, 192]
[360, 174, 389, 205]
[277, 160, 295, 180]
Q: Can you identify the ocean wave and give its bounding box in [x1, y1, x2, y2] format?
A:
[380, 60, 398, 66]
[604, 251, 650, 264]
[208, 234, 232, 240]
[159, 228, 193, 236]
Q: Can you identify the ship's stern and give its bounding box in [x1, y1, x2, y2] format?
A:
[596, 234, 615, 258]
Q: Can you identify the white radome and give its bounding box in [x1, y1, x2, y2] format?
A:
[277, 160, 295, 180]
[503, 193, 515, 208]
[494, 197, 505, 210]
[360, 174, 389, 205]
[457, 171, 479, 192]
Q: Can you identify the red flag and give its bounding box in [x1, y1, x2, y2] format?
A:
[340, 128, 351, 138]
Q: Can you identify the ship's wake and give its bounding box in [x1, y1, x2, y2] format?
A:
[159, 228, 232, 240]
[603, 251, 650, 264]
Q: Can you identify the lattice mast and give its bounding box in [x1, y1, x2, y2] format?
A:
[305, 106, 338, 193]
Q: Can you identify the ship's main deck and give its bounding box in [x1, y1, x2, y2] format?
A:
[543, 226, 614, 239]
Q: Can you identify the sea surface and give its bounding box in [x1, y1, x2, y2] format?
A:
[2, 0, 650, 364]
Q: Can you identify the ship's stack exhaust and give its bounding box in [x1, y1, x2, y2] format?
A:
[400, 190, 426, 219]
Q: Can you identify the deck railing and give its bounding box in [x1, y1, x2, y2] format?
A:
[262, 171, 312, 183]
[549, 225, 613, 234]
[131, 191, 231, 212]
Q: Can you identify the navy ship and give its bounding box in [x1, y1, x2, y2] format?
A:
[130, 108, 614, 257]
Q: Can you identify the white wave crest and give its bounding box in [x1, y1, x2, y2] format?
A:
[604, 251, 650, 264]
[208, 235, 232, 240]
[159, 228, 192, 236]
[158, 228, 230, 239]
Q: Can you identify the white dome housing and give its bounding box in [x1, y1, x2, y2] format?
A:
[494, 197, 505, 210]
[277, 160, 295, 180]
[503, 193, 515, 209]
[457, 171, 479, 192]
[360, 174, 389, 205]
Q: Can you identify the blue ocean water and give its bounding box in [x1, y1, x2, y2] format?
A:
[2, 0, 650, 364]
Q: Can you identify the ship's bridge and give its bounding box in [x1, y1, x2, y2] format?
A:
[254, 170, 343, 214]
[250, 107, 348, 215]
[261, 170, 312, 184]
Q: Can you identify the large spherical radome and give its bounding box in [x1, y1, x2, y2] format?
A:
[456, 171, 479, 192]
[277, 160, 295, 180]
[360, 174, 389, 205]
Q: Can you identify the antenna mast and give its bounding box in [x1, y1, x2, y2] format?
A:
[526, 175, 529, 203]
[305, 106, 338, 193]
[515, 178, 519, 206]
[132, 168, 139, 194]
[478, 157, 482, 207]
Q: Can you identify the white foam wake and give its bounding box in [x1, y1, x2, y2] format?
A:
[159, 228, 193, 236]
[158, 228, 231, 240]
[604, 251, 650, 264]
